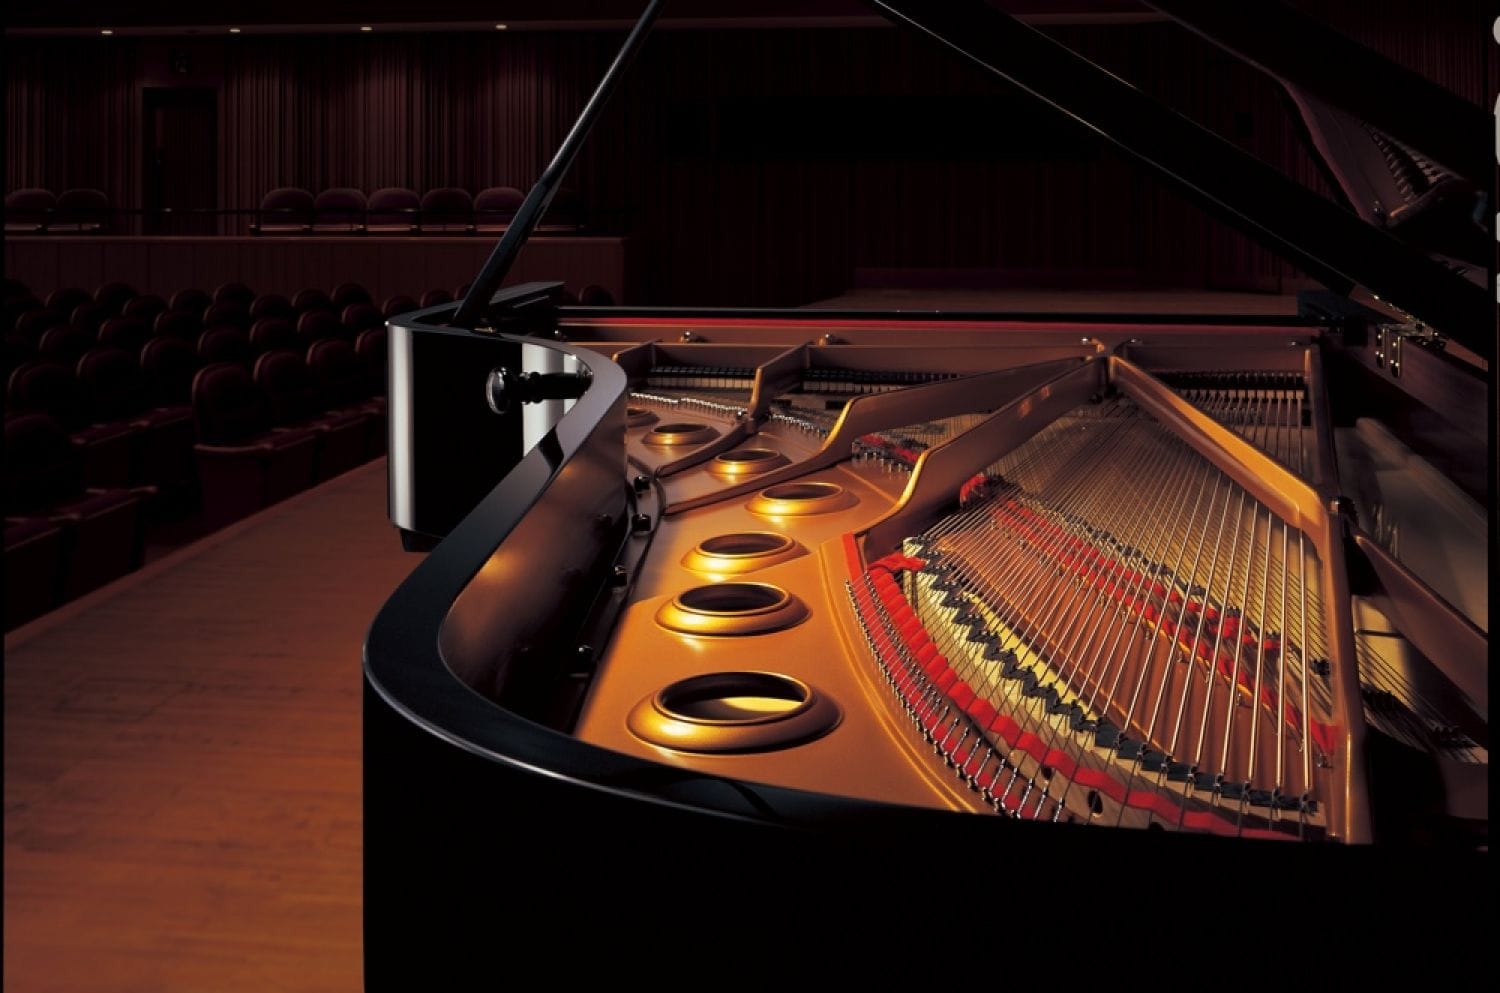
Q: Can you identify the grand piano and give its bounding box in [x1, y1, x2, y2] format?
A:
[363, 0, 1489, 976]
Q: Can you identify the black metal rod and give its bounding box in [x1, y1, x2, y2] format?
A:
[453, 0, 663, 328]
[1143, 0, 1491, 188]
[867, 0, 1491, 360]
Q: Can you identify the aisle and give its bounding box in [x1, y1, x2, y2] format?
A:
[4, 460, 418, 993]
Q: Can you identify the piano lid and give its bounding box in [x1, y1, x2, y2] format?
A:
[869, 0, 1491, 360]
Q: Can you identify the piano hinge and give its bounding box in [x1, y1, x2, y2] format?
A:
[1374, 321, 1445, 378]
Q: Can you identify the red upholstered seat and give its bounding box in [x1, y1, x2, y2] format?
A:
[93, 282, 138, 316]
[38, 325, 92, 366]
[331, 282, 372, 310]
[366, 187, 420, 234]
[191, 362, 318, 527]
[292, 288, 334, 315]
[170, 288, 212, 316]
[313, 188, 367, 234]
[5, 188, 56, 233]
[249, 293, 294, 322]
[340, 302, 382, 335]
[198, 327, 252, 366]
[249, 318, 296, 356]
[212, 282, 255, 308]
[419, 187, 473, 234]
[54, 188, 109, 233]
[251, 187, 314, 234]
[152, 309, 202, 342]
[202, 302, 250, 332]
[97, 317, 149, 357]
[122, 295, 168, 323]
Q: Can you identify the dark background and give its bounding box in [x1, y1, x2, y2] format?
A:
[7, 0, 1494, 305]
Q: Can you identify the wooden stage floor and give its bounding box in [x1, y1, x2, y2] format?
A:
[4, 461, 417, 993]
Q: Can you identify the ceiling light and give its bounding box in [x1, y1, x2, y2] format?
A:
[229, 27, 241, 34]
[360, 25, 373, 32]
[495, 24, 508, 30]
[100, 28, 114, 35]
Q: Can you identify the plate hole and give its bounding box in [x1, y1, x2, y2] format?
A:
[660, 672, 809, 723]
[761, 482, 841, 501]
[677, 583, 787, 614]
[698, 532, 793, 557]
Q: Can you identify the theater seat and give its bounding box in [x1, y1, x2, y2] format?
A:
[340, 302, 383, 336]
[152, 309, 202, 342]
[296, 310, 342, 344]
[93, 282, 138, 316]
[123, 294, 168, 323]
[97, 317, 149, 357]
[4, 517, 66, 629]
[70, 302, 110, 337]
[170, 288, 212, 316]
[366, 187, 420, 234]
[199, 327, 252, 365]
[10, 357, 137, 489]
[191, 362, 318, 528]
[38, 325, 92, 366]
[77, 347, 153, 487]
[331, 282, 372, 310]
[292, 288, 334, 315]
[252, 187, 314, 235]
[354, 327, 389, 458]
[135, 338, 199, 497]
[14, 307, 65, 341]
[419, 187, 473, 234]
[580, 285, 615, 306]
[418, 289, 451, 309]
[46, 287, 92, 317]
[314, 188, 367, 234]
[5, 188, 55, 233]
[312, 337, 384, 461]
[202, 302, 250, 332]
[54, 188, 110, 233]
[249, 317, 296, 355]
[212, 282, 255, 308]
[256, 349, 369, 481]
[381, 295, 418, 319]
[4, 411, 144, 602]
[250, 293, 294, 322]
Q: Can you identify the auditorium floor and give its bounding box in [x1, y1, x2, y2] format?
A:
[4, 461, 417, 993]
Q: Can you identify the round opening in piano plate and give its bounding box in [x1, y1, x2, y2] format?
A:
[682, 531, 804, 575]
[656, 582, 808, 636]
[709, 447, 789, 479]
[747, 481, 855, 517]
[627, 671, 840, 753]
[642, 421, 719, 447]
[626, 405, 658, 428]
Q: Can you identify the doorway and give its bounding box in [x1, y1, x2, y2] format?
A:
[142, 87, 217, 235]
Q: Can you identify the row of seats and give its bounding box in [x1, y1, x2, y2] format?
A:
[5, 184, 585, 236]
[3, 277, 393, 630]
[5, 188, 109, 233]
[251, 185, 580, 235]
